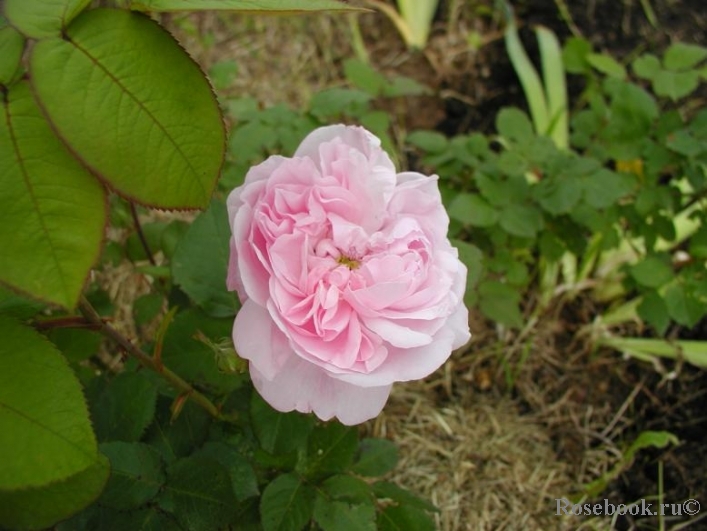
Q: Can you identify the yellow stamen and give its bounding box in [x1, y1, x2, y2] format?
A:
[337, 255, 360, 270]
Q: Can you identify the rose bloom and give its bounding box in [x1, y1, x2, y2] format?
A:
[227, 125, 470, 425]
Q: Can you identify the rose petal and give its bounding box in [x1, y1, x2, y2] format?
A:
[233, 300, 291, 380]
[250, 355, 392, 425]
[333, 302, 470, 387]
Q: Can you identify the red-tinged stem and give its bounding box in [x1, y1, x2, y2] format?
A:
[78, 296, 223, 420]
[130, 202, 156, 266]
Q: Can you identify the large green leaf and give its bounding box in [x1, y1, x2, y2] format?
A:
[30, 8, 225, 209]
[99, 442, 165, 510]
[162, 456, 236, 531]
[130, 0, 362, 13]
[0, 81, 106, 308]
[298, 422, 358, 479]
[193, 442, 259, 502]
[352, 438, 399, 477]
[172, 200, 238, 316]
[0, 315, 98, 490]
[0, 26, 24, 85]
[4, 0, 90, 38]
[90, 371, 158, 443]
[251, 393, 315, 455]
[260, 473, 315, 531]
[0, 454, 109, 531]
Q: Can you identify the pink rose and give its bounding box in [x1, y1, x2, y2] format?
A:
[227, 125, 470, 425]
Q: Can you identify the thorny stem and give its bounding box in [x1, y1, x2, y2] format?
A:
[130, 202, 157, 266]
[78, 296, 224, 421]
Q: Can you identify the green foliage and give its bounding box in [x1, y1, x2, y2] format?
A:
[172, 200, 238, 317]
[0, 81, 106, 308]
[407, 36, 707, 335]
[90, 371, 158, 443]
[4, 0, 91, 38]
[30, 8, 225, 209]
[0, 315, 106, 529]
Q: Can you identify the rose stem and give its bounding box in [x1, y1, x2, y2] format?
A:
[130, 202, 157, 266]
[78, 296, 224, 421]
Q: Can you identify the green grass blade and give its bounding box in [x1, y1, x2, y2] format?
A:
[536, 26, 568, 148]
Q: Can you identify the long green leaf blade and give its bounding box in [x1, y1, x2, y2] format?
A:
[130, 0, 363, 13]
[503, 14, 550, 136]
[536, 26, 568, 148]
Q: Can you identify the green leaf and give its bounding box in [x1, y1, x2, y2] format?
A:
[452, 240, 483, 291]
[319, 475, 373, 504]
[586, 53, 626, 79]
[251, 393, 315, 455]
[352, 438, 399, 477]
[632, 53, 661, 80]
[47, 327, 102, 363]
[172, 200, 238, 316]
[163, 456, 236, 531]
[0, 315, 98, 490]
[581, 169, 634, 209]
[0, 454, 109, 531]
[0, 81, 106, 308]
[499, 204, 543, 238]
[496, 107, 534, 143]
[314, 495, 376, 531]
[161, 308, 241, 395]
[665, 283, 703, 327]
[30, 8, 225, 209]
[130, 0, 362, 13]
[99, 442, 165, 510]
[637, 291, 670, 335]
[533, 175, 582, 215]
[377, 505, 435, 531]
[193, 441, 260, 501]
[624, 430, 679, 462]
[309, 88, 371, 121]
[260, 473, 315, 531]
[343, 58, 387, 96]
[478, 280, 523, 328]
[382, 76, 431, 97]
[653, 70, 700, 101]
[0, 26, 24, 85]
[209, 59, 239, 91]
[448, 193, 498, 227]
[372, 481, 437, 512]
[406, 130, 448, 153]
[299, 422, 358, 479]
[4, 0, 90, 38]
[90, 371, 158, 443]
[601, 80, 658, 159]
[630, 256, 673, 288]
[84, 507, 182, 531]
[145, 398, 212, 462]
[562, 37, 592, 74]
[663, 42, 707, 71]
[0, 286, 44, 319]
[133, 292, 164, 327]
